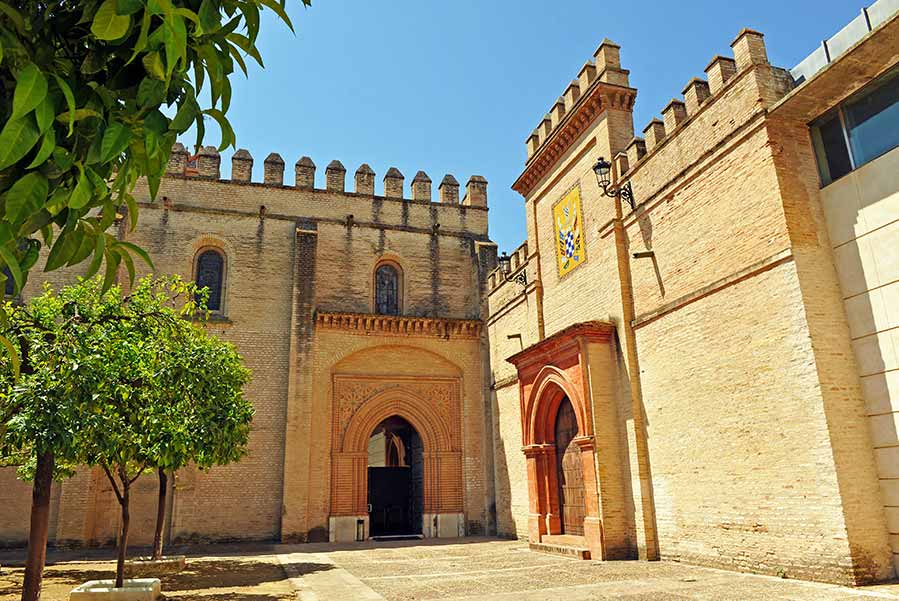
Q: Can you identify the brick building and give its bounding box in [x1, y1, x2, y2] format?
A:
[0, 0, 897, 588]
[488, 0, 899, 585]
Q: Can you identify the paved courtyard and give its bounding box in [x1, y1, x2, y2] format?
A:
[283, 538, 899, 601]
[4, 538, 899, 600]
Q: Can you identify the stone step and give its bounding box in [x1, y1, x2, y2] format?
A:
[529, 541, 591, 560]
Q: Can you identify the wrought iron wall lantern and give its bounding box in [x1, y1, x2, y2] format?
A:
[593, 156, 636, 211]
[498, 252, 528, 287]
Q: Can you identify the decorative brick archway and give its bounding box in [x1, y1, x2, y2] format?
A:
[329, 375, 464, 541]
[509, 321, 628, 560]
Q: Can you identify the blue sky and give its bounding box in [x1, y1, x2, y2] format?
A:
[207, 0, 870, 253]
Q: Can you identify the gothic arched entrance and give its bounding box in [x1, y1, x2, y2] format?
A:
[555, 397, 586, 536]
[367, 416, 424, 536]
[328, 376, 464, 542]
[508, 322, 633, 560]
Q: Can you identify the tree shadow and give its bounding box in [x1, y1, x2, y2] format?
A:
[159, 558, 331, 592]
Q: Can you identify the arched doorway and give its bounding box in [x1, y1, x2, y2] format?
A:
[367, 416, 424, 536]
[555, 396, 586, 535]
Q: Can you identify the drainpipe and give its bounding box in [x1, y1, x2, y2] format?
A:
[610, 159, 659, 561]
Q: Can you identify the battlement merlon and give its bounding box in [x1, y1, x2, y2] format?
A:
[515, 27, 791, 199]
[487, 240, 529, 294]
[524, 39, 633, 162]
[163, 147, 487, 209]
[513, 39, 636, 197]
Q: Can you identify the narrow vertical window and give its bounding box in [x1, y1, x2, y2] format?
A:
[195, 249, 225, 312]
[375, 264, 399, 316]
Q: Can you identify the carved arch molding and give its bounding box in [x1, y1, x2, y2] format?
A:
[330, 375, 463, 517]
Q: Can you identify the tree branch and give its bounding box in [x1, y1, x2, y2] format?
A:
[100, 463, 123, 505]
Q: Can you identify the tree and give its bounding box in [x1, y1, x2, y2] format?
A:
[137, 311, 253, 561]
[0, 0, 306, 297]
[0, 276, 252, 599]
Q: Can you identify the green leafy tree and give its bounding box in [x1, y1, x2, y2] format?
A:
[0, 276, 252, 599]
[0, 0, 306, 296]
[138, 312, 253, 561]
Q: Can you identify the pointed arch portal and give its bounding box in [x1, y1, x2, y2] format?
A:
[329, 372, 464, 542]
[508, 321, 631, 561]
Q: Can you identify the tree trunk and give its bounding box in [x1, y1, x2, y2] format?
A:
[21, 451, 54, 601]
[115, 478, 131, 589]
[152, 468, 167, 561]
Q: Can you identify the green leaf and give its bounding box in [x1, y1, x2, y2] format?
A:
[228, 45, 248, 77]
[0, 116, 40, 171]
[123, 193, 139, 230]
[68, 227, 95, 266]
[52, 75, 77, 136]
[120, 246, 136, 285]
[35, 96, 54, 134]
[137, 78, 165, 108]
[92, 0, 132, 40]
[197, 0, 219, 33]
[100, 123, 132, 163]
[260, 0, 294, 33]
[26, 131, 56, 169]
[45, 228, 79, 271]
[117, 0, 144, 16]
[102, 248, 121, 291]
[56, 108, 102, 125]
[0, 245, 23, 293]
[3, 172, 48, 227]
[169, 98, 197, 132]
[12, 64, 47, 120]
[127, 10, 152, 65]
[117, 241, 154, 271]
[202, 109, 234, 151]
[0, 335, 20, 380]
[84, 233, 107, 279]
[227, 33, 263, 67]
[0, 3, 26, 35]
[142, 51, 165, 81]
[69, 170, 93, 210]
[163, 16, 187, 77]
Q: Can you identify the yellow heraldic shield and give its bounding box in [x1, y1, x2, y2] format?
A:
[553, 186, 586, 276]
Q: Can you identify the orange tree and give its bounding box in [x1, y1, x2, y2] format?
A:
[0, 0, 307, 327]
[0, 276, 252, 599]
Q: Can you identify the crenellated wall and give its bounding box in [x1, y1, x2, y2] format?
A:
[0, 143, 498, 549]
[493, 24, 895, 584]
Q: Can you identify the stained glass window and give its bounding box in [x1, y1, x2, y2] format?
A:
[196, 250, 225, 312]
[375, 264, 399, 316]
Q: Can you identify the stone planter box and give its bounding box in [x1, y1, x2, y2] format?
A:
[125, 556, 186, 577]
[69, 578, 160, 601]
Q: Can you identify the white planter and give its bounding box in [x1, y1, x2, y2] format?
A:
[125, 555, 186, 577]
[69, 578, 161, 601]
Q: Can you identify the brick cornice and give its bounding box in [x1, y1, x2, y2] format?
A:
[507, 320, 615, 370]
[512, 81, 637, 199]
[315, 311, 482, 339]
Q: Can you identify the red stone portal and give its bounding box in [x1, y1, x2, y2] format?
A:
[508, 321, 616, 560]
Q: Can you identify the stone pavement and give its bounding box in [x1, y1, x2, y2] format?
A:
[277, 537, 899, 601]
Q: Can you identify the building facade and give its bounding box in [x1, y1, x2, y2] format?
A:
[0, 151, 499, 547]
[0, 0, 897, 588]
[489, 1, 899, 585]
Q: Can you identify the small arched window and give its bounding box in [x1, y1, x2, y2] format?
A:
[195, 249, 225, 312]
[375, 263, 400, 316]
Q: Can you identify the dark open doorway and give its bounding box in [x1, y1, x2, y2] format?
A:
[367, 416, 424, 537]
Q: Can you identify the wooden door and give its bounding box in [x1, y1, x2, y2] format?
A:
[554, 397, 585, 536]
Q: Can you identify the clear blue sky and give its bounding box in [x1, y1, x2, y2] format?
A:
[206, 0, 869, 253]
